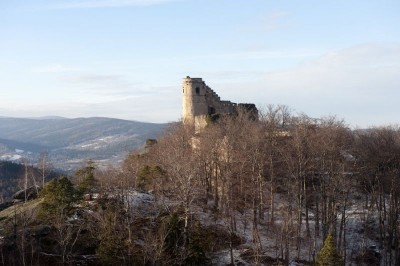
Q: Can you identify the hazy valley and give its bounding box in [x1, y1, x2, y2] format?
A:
[0, 117, 166, 171]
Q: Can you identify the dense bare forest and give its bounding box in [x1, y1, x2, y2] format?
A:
[1, 106, 400, 265]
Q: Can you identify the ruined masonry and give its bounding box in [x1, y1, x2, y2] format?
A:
[182, 76, 257, 131]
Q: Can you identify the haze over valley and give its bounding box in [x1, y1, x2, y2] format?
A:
[0, 116, 166, 171]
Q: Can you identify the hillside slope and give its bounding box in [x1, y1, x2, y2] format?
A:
[0, 117, 167, 170]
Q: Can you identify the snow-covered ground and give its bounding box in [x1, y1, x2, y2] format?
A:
[80, 187, 386, 265]
[190, 189, 386, 265]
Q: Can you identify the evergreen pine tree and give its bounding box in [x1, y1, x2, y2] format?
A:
[316, 234, 344, 266]
[38, 176, 77, 219]
[76, 160, 97, 195]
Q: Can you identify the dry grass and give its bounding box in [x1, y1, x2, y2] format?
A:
[0, 198, 43, 221]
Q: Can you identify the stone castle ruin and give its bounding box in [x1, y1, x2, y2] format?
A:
[182, 76, 257, 130]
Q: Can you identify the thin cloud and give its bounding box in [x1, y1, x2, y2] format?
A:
[263, 43, 400, 93]
[260, 10, 289, 32]
[186, 49, 317, 61]
[2, 86, 180, 123]
[81, 91, 181, 122]
[47, 0, 183, 9]
[239, 10, 290, 34]
[61, 73, 155, 103]
[65, 74, 133, 99]
[32, 64, 80, 73]
[200, 70, 265, 80]
[64, 74, 125, 84]
[201, 43, 400, 127]
[258, 43, 400, 126]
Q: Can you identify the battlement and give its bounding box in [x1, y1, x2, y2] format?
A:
[182, 77, 258, 130]
[183, 76, 203, 83]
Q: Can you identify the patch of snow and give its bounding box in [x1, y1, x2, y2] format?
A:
[15, 149, 24, 153]
[212, 249, 251, 266]
[10, 155, 22, 160]
[289, 261, 307, 266]
[126, 190, 154, 208]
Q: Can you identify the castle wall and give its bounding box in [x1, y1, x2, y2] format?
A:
[182, 77, 237, 124]
[182, 76, 257, 130]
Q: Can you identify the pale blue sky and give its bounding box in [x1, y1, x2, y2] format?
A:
[1, 0, 399, 127]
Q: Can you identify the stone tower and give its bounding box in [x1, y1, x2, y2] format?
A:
[182, 76, 209, 125]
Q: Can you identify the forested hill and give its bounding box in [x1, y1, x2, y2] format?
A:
[0, 117, 167, 170]
[0, 161, 59, 203]
[0, 161, 25, 203]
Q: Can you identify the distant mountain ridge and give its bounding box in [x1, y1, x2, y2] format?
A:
[0, 117, 167, 170]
